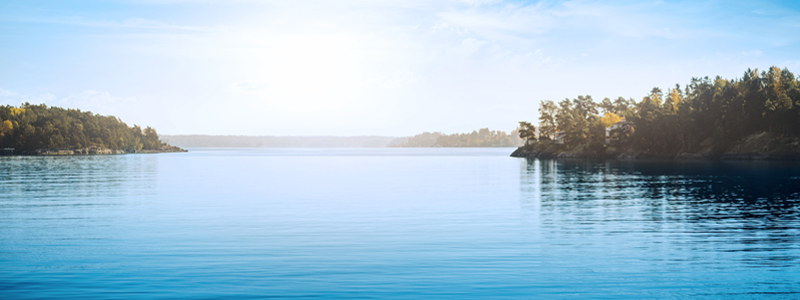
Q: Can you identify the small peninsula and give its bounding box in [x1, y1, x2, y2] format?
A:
[0, 103, 186, 155]
[512, 66, 800, 160]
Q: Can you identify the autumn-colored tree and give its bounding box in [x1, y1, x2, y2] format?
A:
[664, 86, 682, 114]
[1, 120, 13, 137]
[599, 113, 622, 128]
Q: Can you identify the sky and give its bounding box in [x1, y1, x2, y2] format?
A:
[1, 0, 799, 136]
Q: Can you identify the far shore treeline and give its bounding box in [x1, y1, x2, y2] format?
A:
[0, 103, 163, 152]
[162, 130, 522, 148]
[392, 128, 522, 147]
[161, 135, 399, 148]
[517, 66, 800, 157]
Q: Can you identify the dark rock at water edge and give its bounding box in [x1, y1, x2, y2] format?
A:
[511, 142, 602, 159]
[511, 132, 800, 161]
[510, 147, 538, 158]
[136, 144, 189, 153]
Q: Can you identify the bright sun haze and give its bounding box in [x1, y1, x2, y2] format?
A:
[1, 0, 798, 136]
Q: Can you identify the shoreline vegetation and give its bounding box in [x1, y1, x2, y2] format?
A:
[0, 103, 186, 156]
[162, 128, 523, 148]
[512, 66, 800, 160]
[389, 128, 522, 147]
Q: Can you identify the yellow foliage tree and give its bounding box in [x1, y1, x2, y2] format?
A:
[600, 112, 622, 128]
[665, 88, 682, 112]
[1, 120, 13, 137]
[10, 107, 25, 116]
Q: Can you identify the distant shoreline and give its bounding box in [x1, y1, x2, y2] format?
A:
[160, 133, 522, 148]
[160, 135, 403, 148]
[1, 145, 187, 156]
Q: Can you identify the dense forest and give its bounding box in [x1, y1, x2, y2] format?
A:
[394, 128, 521, 147]
[0, 103, 163, 152]
[518, 66, 800, 156]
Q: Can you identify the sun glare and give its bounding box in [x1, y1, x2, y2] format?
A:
[253, 34, 365, 113]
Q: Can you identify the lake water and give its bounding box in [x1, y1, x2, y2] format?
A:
[1, 148, 799, 299]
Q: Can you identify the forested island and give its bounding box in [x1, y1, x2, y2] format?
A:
[0, 103, 185, 155]
[512, 67, 800, 160]
[390, 128, 522, 147]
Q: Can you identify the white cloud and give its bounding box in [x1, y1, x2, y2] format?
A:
[453, 37, 489, 58]
[779, 60, 800, 70]
[70, 91, 170, 124]
[455, 0, 502, 6]
[60, 90, 138, 107]
[0, 88, 17, 98]
[741, 50, 763, 57]
[9, 15, 208, 31]
[226, 80, 270, 93]
[438, 3, 553, 40]
[3, 0, 799, 135]
[379, 67, 417, 89]
[0, 88, 57, 105]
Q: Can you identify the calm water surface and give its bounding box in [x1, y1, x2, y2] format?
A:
[1, 148, 799, 299]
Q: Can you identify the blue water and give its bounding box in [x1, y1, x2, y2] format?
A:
[1, 148, 799, 299]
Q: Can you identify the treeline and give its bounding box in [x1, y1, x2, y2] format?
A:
[162, 135, 398, 148]
[394, 128, 522, 147]
[523, 67, 800, 155]
[0, 103, 162, 151]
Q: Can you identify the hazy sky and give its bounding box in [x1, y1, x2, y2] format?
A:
[1, 0, 799, 136]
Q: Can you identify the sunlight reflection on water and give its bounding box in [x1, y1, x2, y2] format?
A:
[1, 149, 799, 299]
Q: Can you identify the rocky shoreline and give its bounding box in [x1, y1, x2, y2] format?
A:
[1, 144, 188, 156]
[511, 132, 800, 161]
